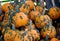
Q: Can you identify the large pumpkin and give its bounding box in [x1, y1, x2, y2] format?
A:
[25, 0, 34, 10]
[48, 7, 59, 20]
[2, 3, 14, 13]
[36, 6, 43, 14]
[12, 12, 29, 28]
[50, 38, 59, 41]
[29, 11, 40, 21]
[35, 15, 52, 28]
[41, 26, 56, 38]
[20, 4, 30, 14]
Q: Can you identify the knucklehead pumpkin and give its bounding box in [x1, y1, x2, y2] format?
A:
[25, 0, 34, 10]
[2, 3, 14, 13]
[48, 7, 60, 20]
[12, 12, 29, 28]
[41, 26, 56, 38]
[35, 15, 52, 28]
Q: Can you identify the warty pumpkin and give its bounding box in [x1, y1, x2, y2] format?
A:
[35, 15, 52, 28]
[41, 26, 56, 38]
[12, 12, 29, 28]
[25, 0, 34, 10]
[48, 7, 60, 20]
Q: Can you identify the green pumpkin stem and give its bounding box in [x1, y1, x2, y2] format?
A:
[42, 8, 47, 15]
[30, 20, 32, 30]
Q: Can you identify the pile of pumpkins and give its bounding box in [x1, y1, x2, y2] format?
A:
[0, 0, 60, 41]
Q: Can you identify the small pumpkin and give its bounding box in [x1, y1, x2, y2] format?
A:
[25, 0, 34, 10]
[50, 38, 59, 41]
[20, 4, 30, 14]
[41, 26, 56, 38]
[4, 30, 17, 41]
[2, 3, 14, 13]
[48, 7, 60, 20]
[23, 29, 40, 41]
[29, 11, 40, 21]
[12, 12, 29, 28]
[36, 6, 43, 14]
[35, 15, 52, 28]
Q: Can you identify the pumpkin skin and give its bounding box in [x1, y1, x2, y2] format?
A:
[20, 4, 30, 14]
[48, 7, 59, 20]
[25, 0, 34, 10]
[50, 38, 59, 41]
[36, 6, 43, 14]
[29, 11, 40, 21]
[12, 12, 29, 28]
[4, 30, 17, 41]
[41, 26, 56, 38]
[35, 15, 52, 28]
[23, 29, 40, 41]
[2, 3, 14, 13]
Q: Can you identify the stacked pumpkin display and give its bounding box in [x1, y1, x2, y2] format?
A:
[0, 0, 60, 41]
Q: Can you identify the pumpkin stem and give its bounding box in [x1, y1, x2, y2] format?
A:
[15, 5, 20, 12]
[42, 8, 47, 15]
[34, 5, 36, 11]
[30, 20, 32, 30]
[11, 24, 15, 30]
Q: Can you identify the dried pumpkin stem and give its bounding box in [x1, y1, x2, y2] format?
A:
[30, 20, 32, 30]
[15, 5, 20, 12]
[42, 8, 47, 15]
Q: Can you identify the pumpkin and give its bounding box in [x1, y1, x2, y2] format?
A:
[12, 12, 29, 28]
[2, 3, 14, 13]
[23, 29, 40, 41]
[48, 7, 59, 20]
[4, 30, 17, 41]
[36, 6, 43, 14]
[50, 38, 59, 41]
[35, 15, 52, 28]
[20, 4, 30, 14]
[25, 0, 34, 10]
[29, 11, 40, 21]
[41, 26, 56, 38]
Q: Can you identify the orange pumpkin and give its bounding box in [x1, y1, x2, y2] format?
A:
[29, 11, 40, 21]
[23, 29, 40, 41]
[20, 4, 30, 14]
[48, 7, 59, 20]
[4, 30, 17, 41]
[12, 12, 29, 28]
[50, 38, 59, 41]
[25, 0, 34, 10]
[36, 6, 43, 14]
[35, 15, 52, 28]
[2, 3, 14, 13]
[41, 26, 56, 38]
